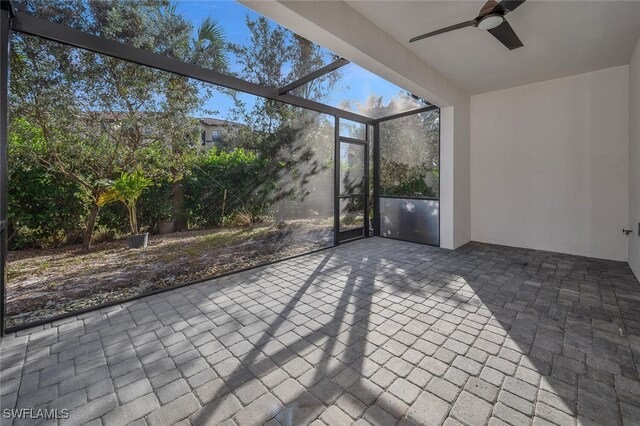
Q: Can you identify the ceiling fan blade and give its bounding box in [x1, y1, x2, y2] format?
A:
[410, 20, 476, 43]
[490, 0, 526, 15]
[487, 20, 523, 50]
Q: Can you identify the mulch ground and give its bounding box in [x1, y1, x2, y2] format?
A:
[6, 219, 333, 327]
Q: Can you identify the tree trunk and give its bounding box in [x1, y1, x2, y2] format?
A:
[276, 191, 287, 227]
[220, 189, 227, 226]
[82, 203, 100, 253]
[171, 181, 187, 231]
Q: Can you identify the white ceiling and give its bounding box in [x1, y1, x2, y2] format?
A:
[346, 0, 640, 94]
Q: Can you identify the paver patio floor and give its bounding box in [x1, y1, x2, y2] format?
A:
[1, 237, 640, 425]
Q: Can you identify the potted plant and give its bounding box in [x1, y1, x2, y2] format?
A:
[157, 219, 175, 235]
[153, 195, 176, 235]
[98, 170, 154, 249]
[157, 203, 175, 235]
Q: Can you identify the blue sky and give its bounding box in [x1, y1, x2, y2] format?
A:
[174, 0, 410, 120]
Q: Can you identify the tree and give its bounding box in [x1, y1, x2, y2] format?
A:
[10, 0, 228, 251]
[227, 16, 338, 224]
[228, 16, 339, 135]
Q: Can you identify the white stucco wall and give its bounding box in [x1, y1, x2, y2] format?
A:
[240, 0, 471, 249]
[471, 66, 630, 261]
[629, 39, 640, 276]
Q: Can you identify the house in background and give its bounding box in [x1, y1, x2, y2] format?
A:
[91, 112, 243, 150]
[198, 117, 243, 150]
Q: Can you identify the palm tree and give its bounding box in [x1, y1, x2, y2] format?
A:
[97, 171, 154, 236]
[192, 16, 228, 71]
[169, 13, 229, 230]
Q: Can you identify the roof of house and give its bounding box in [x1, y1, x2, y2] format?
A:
[198, 118, 243, 127]
[84, 112, 242, 128]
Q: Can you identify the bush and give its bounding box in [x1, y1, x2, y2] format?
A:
[95, 203, 129, 238]
[184, 148, 272, 228]
[137, 182, 173, 232]
[8, 161, 89, 249]
[8, 147, 278, 249]
[380, 160, 439, 198]
[225, 209, 253, 227]
[96, 182, 173, 235]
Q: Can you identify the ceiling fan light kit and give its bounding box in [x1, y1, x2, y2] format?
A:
[477, 14, 505, 30]
[410, 0, 526, 50]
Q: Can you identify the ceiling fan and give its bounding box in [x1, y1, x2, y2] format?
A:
[409, 0, 526, 50]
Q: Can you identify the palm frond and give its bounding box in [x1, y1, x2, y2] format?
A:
[197, 16, 225, 46]
[96, 171, 153, 207]
[97, 188, 122, 207]
[165, 1, 178, 16]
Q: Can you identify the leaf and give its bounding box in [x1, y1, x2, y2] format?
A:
[97, 170, 153, 207]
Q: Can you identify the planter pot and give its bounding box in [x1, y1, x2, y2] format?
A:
[157, 220, 175, 235]
[127, 233, 149, 249]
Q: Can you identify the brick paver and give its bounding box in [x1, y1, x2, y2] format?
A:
[1, 238, 640, 425]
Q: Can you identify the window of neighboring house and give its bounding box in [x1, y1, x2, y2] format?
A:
[212, 130, 221, 142]
[201, 130, 206, 146]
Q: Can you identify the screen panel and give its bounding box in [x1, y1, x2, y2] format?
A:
[15, 0, 339, 91]
[377, 109, 439, 246]
[339, 119, 366, 140]
[380, 198, 439, 245]
[339, 141, 365, 195]
[294, 62, 431, 119]
[339, 196, 365, 232]
[379, 109, 439, 199]
[6, 33, 335, 327]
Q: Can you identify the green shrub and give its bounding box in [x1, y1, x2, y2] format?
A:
[8, 161, 89, 249]
[380, 161, 439, 198]
[8, 147, 278, 249]
[96, 182, 172, 235]
[137, 181, 173, 231]
[184, 148, 273, 228]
